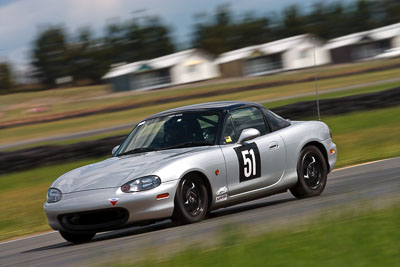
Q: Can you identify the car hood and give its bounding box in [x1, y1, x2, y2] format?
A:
[52, 147, 209, 193]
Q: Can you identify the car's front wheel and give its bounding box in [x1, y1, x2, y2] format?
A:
[172, 174, 208, 224]
[290, 146, 327, 198]
[59, 231, 95, 243]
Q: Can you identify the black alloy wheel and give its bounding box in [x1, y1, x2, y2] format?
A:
[302, 152, 323, 190]
[172, 174, 208, 224]
[290, 146, 328, 198]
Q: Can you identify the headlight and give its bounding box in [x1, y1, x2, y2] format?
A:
[47, 188, 62, 203]
[121, 175, 161, 193]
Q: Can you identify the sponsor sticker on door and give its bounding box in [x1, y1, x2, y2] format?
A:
[216, 194, 227, 203]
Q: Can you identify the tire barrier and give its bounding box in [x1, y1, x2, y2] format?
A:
[272, 86, 400, 120]
[0, 135, 125, 175]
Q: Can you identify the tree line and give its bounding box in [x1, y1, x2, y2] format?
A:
[1, 0, 399, 90]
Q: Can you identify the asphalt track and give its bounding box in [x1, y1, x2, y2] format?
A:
[0, 157, 399, 266]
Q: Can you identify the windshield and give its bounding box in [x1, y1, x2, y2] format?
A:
[117, 111, 220, 156]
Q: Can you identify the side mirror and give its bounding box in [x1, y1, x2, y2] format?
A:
[112, 145, 120, 156]
[238, 128, 260, 144]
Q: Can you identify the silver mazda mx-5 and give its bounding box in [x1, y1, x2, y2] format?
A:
[44, 101, 337, 243]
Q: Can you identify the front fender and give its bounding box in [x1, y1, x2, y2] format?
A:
[153, 146, 227, 207]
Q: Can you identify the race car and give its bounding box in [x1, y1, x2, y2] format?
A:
[44, 101, 337, 243]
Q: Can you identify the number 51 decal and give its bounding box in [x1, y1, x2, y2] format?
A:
[234, 142, 261, 182]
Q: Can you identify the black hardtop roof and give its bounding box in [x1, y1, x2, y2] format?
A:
[146, 101, 265, 119]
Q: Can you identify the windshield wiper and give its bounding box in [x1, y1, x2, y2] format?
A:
[118, 147, 156, 156]
[161, 141, 214, 150]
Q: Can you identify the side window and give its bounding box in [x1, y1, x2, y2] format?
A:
[221, 116, 237, 144]
[197, 114, 219, 142]
[230, 107, 268, 136]
[263, 108, 290, 131]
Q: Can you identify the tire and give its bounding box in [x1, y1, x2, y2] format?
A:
[59, 231, 95, 243]
[290, 146, 328, 199]
[172, 174, 208, 224]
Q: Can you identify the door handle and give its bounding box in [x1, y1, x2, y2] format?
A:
[269, 142, 279, 150]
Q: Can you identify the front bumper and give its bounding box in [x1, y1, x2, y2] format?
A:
[44, 179, 179, 232]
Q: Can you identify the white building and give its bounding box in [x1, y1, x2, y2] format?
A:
[325, 23, 400, 63]
[215, 34, 330, 78]
[103, 49, 219, 92]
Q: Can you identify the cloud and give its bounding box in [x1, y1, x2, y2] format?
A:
[0, 0, 128, 68]
[0, 0, 355, 71]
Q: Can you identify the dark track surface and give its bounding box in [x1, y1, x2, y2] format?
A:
[1, 157, 399, 266]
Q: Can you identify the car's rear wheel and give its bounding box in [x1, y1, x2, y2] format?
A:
[172, 174, 208, 224]
[59, 231, 95, 243]
[290, 146, 327, 199]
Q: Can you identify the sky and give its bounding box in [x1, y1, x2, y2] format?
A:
[0, 0, 354, 72]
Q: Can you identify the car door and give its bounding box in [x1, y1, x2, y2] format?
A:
[219, 106, 286, 196]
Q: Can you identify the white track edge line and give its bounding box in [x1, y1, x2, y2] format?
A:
[0, 231, 56, 245]
[332, 157, 399, 172]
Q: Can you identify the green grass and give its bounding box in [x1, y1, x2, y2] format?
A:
[0, 157, 106, 241]
[0, 105, 399, 242]
[324, 105, 400, 167]
[1, 66, 400, 147]
[0, 102, 172, 145]
[0, 84, 111, 122]
[4, 128, 130, 152]
[117, 204, 400, 267]
[0, 84, 110, 106]
[3, 78, 399, 151]
[1, 58, 399, 124]
[5, 79, 398, 152]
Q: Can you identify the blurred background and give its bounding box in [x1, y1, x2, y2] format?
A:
[0, 0, 399, 266]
